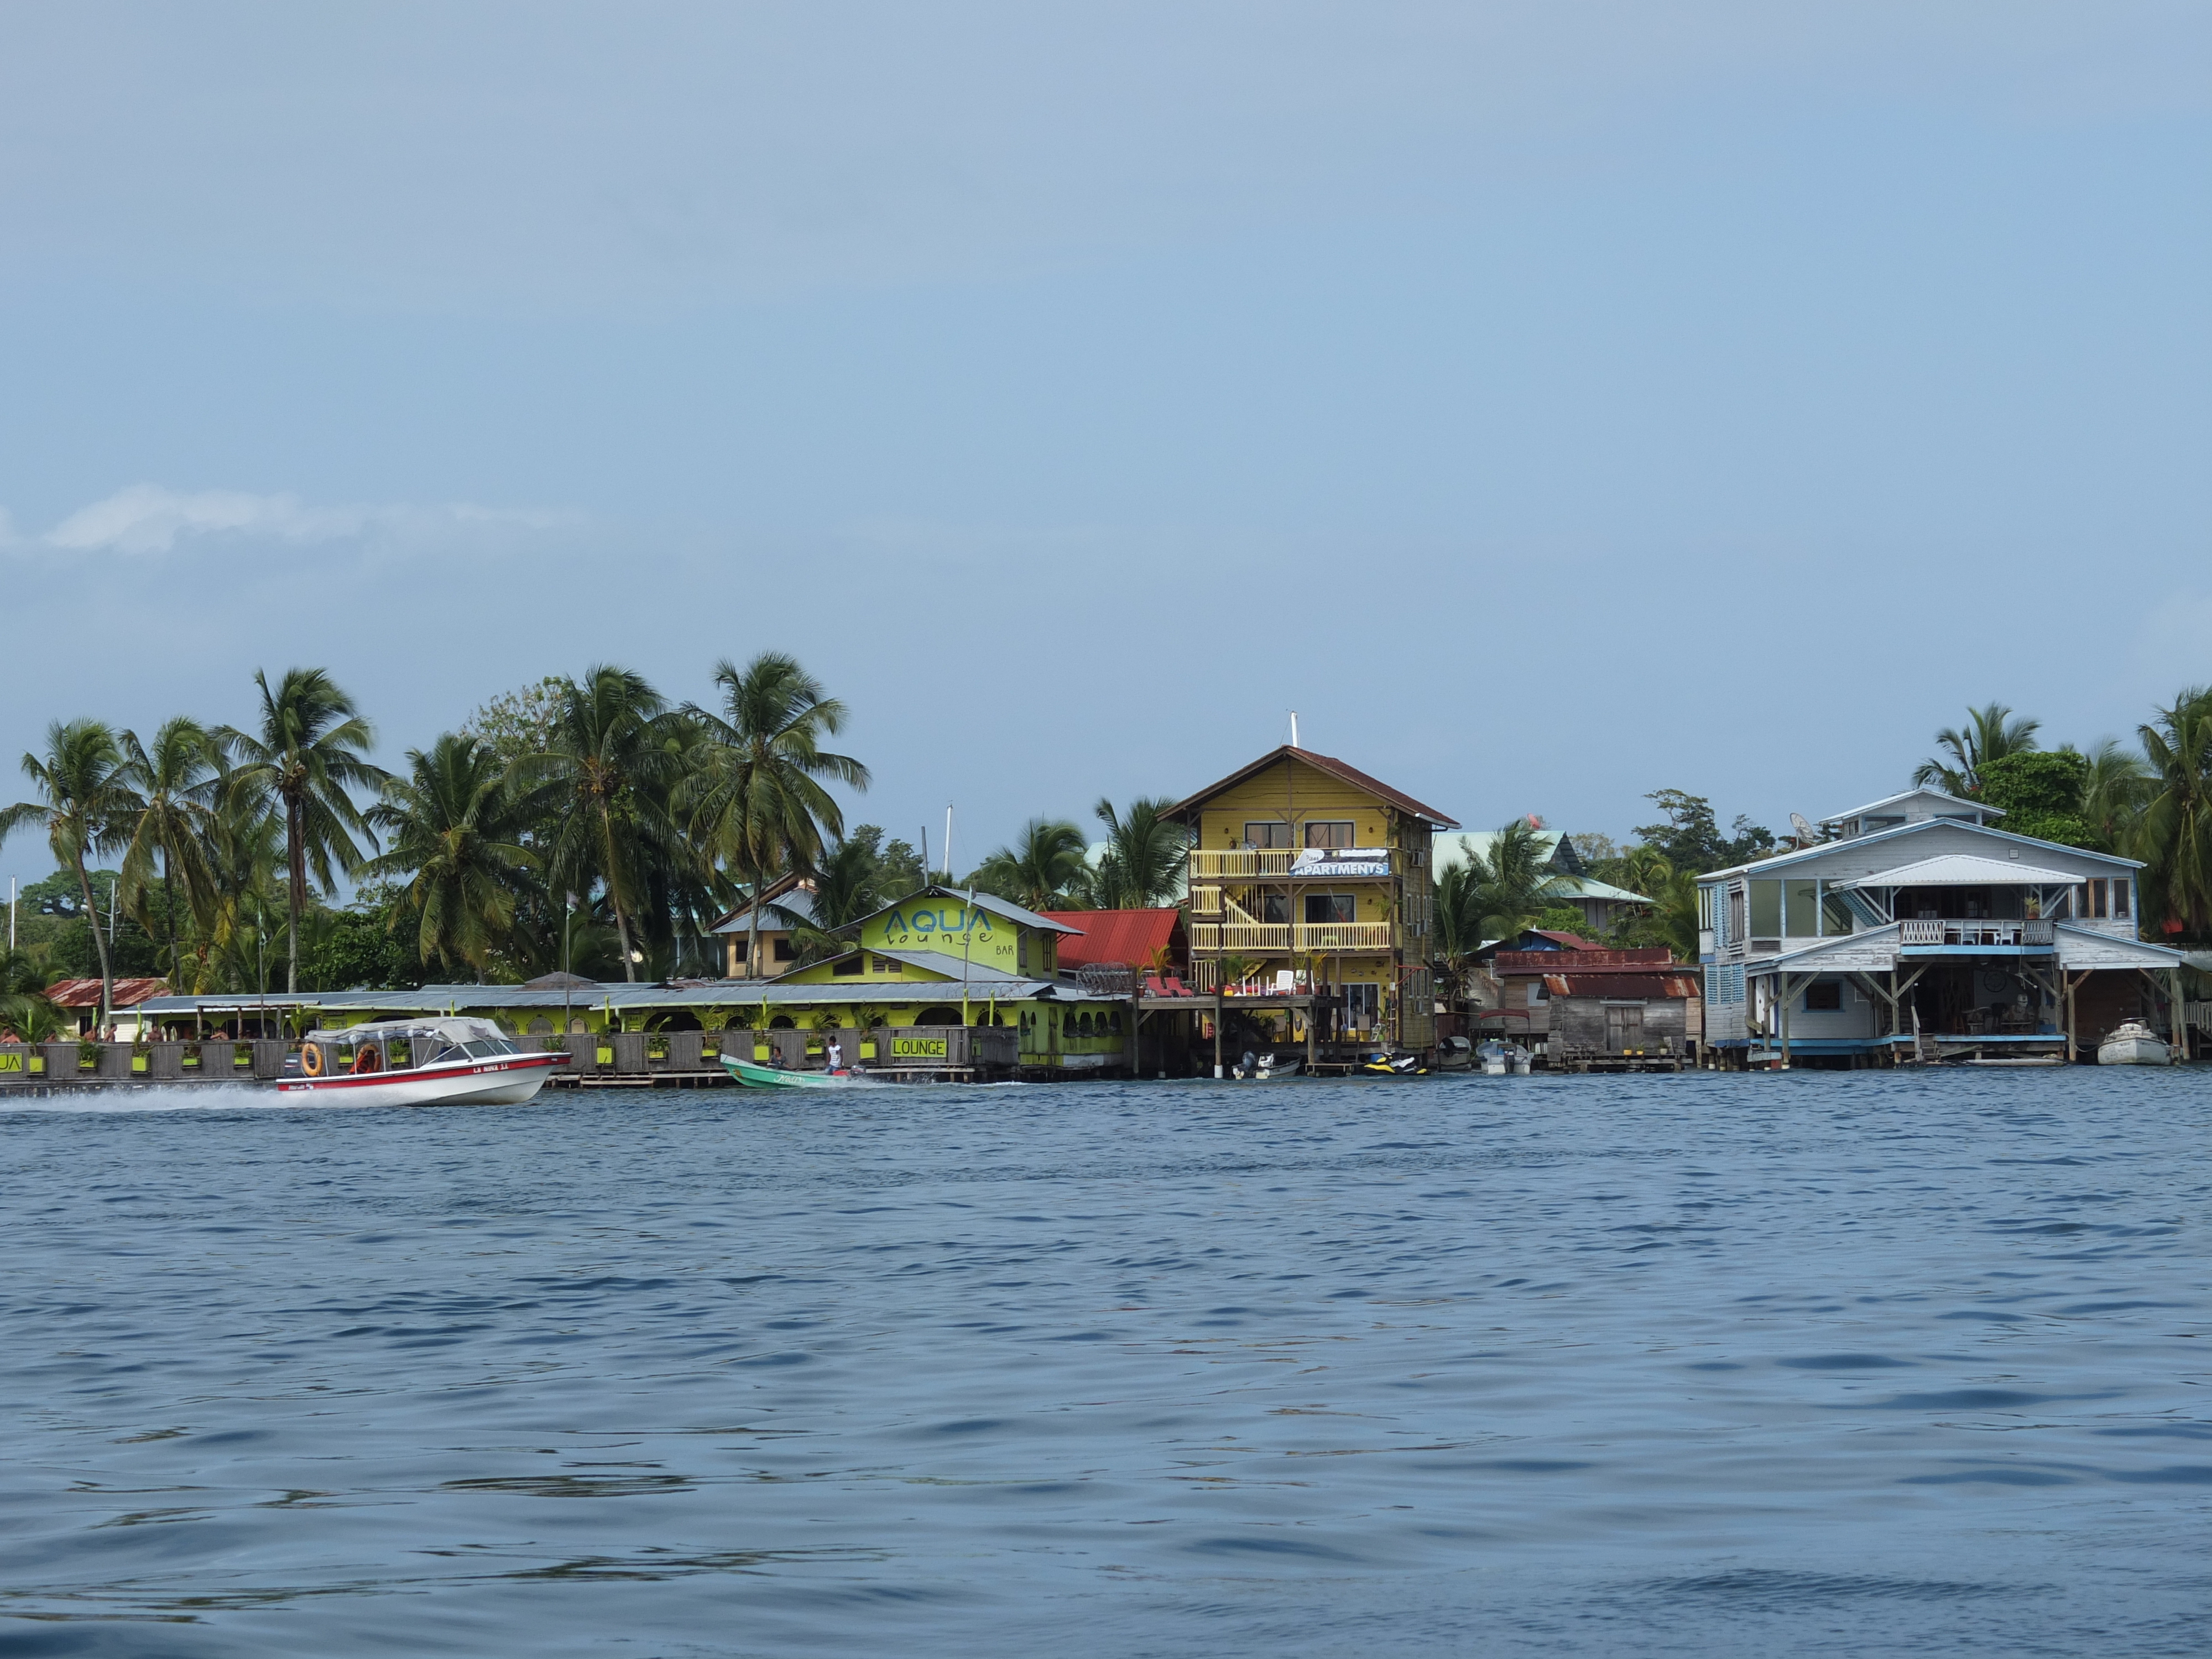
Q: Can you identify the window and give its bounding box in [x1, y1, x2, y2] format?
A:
[1526, 980, 1548, 1004]
[729, 940, 748, 964]
[872, 955, 898, 974]
[1786, 879, 1820, 937]
[1803, 980, 1843, 1012]
[1821, 891, 1856, 937]
[1303, 821, 1355, 849]
[2113, 878, 2130, 918]
[1698, 887, 1713, 929]
[833, 954, 864, 976]
[774, 937, 796, 961]
[2085, 879, 2108, 919]
[1749, 879, 1782, 939]
[1244, 821, 1292, 848]
[1305, 894, 1355, 924]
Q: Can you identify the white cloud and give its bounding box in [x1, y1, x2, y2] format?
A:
[36, 484, 573, 556]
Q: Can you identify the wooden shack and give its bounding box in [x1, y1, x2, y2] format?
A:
[1491, 948, 1700, 1072]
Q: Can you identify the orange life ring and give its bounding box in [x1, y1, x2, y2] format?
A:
[301, 1042, 325, 1077]
[353, 1042, 384, 1075]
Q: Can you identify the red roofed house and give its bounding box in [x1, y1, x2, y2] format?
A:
[43, 978, 172, 1039]
[1039, 909, 1185, 978]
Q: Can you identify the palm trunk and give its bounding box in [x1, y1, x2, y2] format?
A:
[162, 855, 178, 986]
[75, 856, 113, 1035]
[286, 799, 306, 995]
[600, 802, 638, 981]
[748, 865, 763, 987]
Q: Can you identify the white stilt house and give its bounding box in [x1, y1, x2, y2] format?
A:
[1698, 788, 2192, 1065]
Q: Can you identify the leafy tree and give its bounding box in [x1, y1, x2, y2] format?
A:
[1976, 750, 2095, 847]
[682, 653, 868, 985]
[366, 734, 539, 978]
[459, 676, 570, 770]
[1912, 702, 2040, 796]
[1632, 790, 1773, 873]
[2134, 686, 2212, 941]
[1534, 905, 1597, 938]
[971, 818, 1091, 911]
[303, 886, 428, 992]
[1088, 796, 1188, 908]
[217, 669, 385, 994]
[116, 717, 219, 982]
[0, 721, 142, 1027]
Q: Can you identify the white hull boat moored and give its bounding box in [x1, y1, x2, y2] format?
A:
[2096, 1021, 2172, 1067]
[272, 1018, 567, 1107]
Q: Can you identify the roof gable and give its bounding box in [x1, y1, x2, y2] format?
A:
[1698, 816, 2142, 883]
[1171, 745, 1458, 830]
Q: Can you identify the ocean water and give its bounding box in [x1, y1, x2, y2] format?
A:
[0, 1070, 2205, 1657]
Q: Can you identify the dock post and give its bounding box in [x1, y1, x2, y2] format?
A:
[1213, 997, 1223, 1078]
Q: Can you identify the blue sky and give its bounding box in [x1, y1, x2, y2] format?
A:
[2, 2, 2206, 881]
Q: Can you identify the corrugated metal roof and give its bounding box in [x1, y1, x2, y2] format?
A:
[1040, 909, 1181, 968]
[708, 890, 818, 934]
[136, 972, 1120, 1019]
[1834, 853, 2086, 890]
[1543, 973, 1701, 999]
[1819, 787, 1999, 825]
[1171, 745, 1459, 830]
[45, 977, 170, 1009]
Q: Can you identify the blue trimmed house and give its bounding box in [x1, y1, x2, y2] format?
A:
[1698, 787, 2192, 1066]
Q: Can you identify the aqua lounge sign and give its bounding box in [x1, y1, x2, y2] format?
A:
[862, 902, 1020, 972]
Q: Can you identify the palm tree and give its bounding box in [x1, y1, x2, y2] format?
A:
[783, 836, 893, 966]
[972, 818, 1089, 911]
[2080, 738, 2153, 851]
[1433, 820, 1581, 964]
[1088, 796, 1187, 908]
[526, 667, 688, 982]
[217, 669, 385, 994]
[116, 717, 218, 984]
[682, 653, 869, 986]
[2133, 686, 2212, 941]
[366, 734, 539, 977]
[1912, 702, 2041, 795]
[0, 720, 143, 1029]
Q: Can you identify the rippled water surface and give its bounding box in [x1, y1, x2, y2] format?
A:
[2, 1070, 2206, 1656]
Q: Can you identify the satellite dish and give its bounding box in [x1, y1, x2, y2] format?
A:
[1790, 812, 1816, 846]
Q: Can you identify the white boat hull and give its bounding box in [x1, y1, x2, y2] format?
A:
[2097, 1031, 2171, 1066]
[270, 1053, 565, 1108]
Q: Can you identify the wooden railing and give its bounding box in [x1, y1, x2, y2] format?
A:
[1900, 919, 2056, 947]
[1190, 884, 1223, 917]
[1190, 922, 1396, 953]
[1189, 849, 1297, 878]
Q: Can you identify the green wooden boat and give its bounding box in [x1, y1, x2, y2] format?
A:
[720, 1054, 863, 1090]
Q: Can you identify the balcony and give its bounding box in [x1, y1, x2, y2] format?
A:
[1190, 921, 1396, 953]
[1900, 919, 2056, 947]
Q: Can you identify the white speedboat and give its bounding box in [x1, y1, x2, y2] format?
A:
[2096, 1020, 2171, 1067]
[272, 1018, 567, 1107]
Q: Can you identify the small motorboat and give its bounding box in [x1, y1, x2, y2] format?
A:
[1252, 1051, 1303, 1079]
[721, 1053, 868, 1089]
[2096, 1020, 2172, 1066]
[272, 1018, 566, 1108]
[1477, 1040, 1532, 1076]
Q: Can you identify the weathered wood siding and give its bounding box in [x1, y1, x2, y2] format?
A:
[1551, 995, 1691, 1059]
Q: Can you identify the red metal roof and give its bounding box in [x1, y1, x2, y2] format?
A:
[1170, 745, 1459, 830]
[1040, 909, 1183, 969]
[1495, 948, 1676, 973]
[1542, 973, 1702, 1000]
[44, 977, 171, 1009]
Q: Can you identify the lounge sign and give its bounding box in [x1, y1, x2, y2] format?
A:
[863, 904, 1020, 973]
[891, 1036, 948, 1059]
